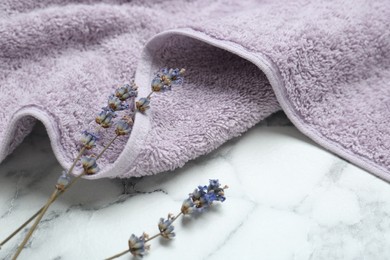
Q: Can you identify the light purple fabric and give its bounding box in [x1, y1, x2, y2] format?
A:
[0, 0, 389, 181]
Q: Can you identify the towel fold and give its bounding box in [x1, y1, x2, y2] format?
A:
[1, 0, 389, 181]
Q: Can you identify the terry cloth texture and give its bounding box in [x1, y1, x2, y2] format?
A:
[0, 0, 389, 181]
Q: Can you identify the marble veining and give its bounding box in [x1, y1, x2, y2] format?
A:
[0, 112, 389, 260]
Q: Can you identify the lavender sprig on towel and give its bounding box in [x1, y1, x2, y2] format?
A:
[105, 179, 228, 259]
[1, 68, 185, 259]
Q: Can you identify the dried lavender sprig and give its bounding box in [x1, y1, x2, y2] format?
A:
[10, 94, 135, 258]
[3, 67, 184, 257]
[104, 214, 183, 259]
[1, 83, 138, 248]
[105, 179, 227, 259]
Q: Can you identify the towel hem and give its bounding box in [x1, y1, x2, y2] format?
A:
[142, 27, 389, 182]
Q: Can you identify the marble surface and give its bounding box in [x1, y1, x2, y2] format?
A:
[0, 112, 390, 260]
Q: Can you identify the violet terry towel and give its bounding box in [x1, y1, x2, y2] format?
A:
[0, 0, 389, 181]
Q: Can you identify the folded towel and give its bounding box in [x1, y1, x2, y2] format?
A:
[0, 0, 389, 181]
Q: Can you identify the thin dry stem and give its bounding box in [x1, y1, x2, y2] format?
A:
[105, 249, 129, 260]
[146, 91, 153, 100]
[5, 135, 119, 256]
[0, 208, 41, 248]
[96, 135, 118, 160]
[12, 190, 59, 260]
[144, 233, 161, 243]
[0, 147, 86, 251]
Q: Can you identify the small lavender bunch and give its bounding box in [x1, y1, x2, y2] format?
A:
[106, 179, 228, 259]
[137, 68, 185, 111]
[56, 82, 139, 191]
[2, 68, 185, 259]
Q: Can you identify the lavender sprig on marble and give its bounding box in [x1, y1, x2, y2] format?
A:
[106, 179, 227, 259]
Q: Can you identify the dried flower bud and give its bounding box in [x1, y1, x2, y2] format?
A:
[55, 171, 71, 191]
[151, 67, 185, 92]
[108, 95, 129, 111]
[128, 234, 149, 257]
[158, 218, 175, 239]
[80, 130, 99, 149]
[80, 156, 99, 175]
[115, 120, 132, 136]
[115, 83, 138, 101]
[181, 198, 195, 215]
[207, 179, 226, 202]
[136, 97, 150, 112]
[182, 180, 227, 214]
[151, 78, 164, 92]
[96, 108, 116, 128]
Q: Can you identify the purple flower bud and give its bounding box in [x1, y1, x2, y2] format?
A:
[136, 97, 150, 112]
[80, 130, 99, 149]
[95, 108, 116, 128]
[182, 180, 227, 214]
[128, 234, 148, 257]
[158, 218, 175, 239]
[108, 95, 129, 111]
[115, 83, 138, 101]
[152, 68, 185, 92]
[80, 156, 99, 175]
[115, 119, 132, 136]
[207, 179, 226, 202]
[55, 171, 71, 191]
[181, 198, 195, 215]
[151, 78, 164, 92]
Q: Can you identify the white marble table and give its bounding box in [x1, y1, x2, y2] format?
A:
[0, 113, 389, 260]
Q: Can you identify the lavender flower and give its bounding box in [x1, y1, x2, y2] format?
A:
[128, 234, 149, 257]
[95, 108, 116, 128]
[151, 78, 164, 92]
[115, 119, 132, 136]
[80, 156, 99, 175]
[80, 130, 99, 149]
[135, 97, 150, 112]
[181, 198, 195, 215]
[207, 179, 226, 202]
[181, 179, 227, 214]
[151, 68, 185, 92]
[108, 95, 129, 111]
[55, 171, 71, 191]
[158, 217, 175, 239]
[105, 179, 226, 259]
[115, 83, 138, 101]
[191, 185, 212, 209]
